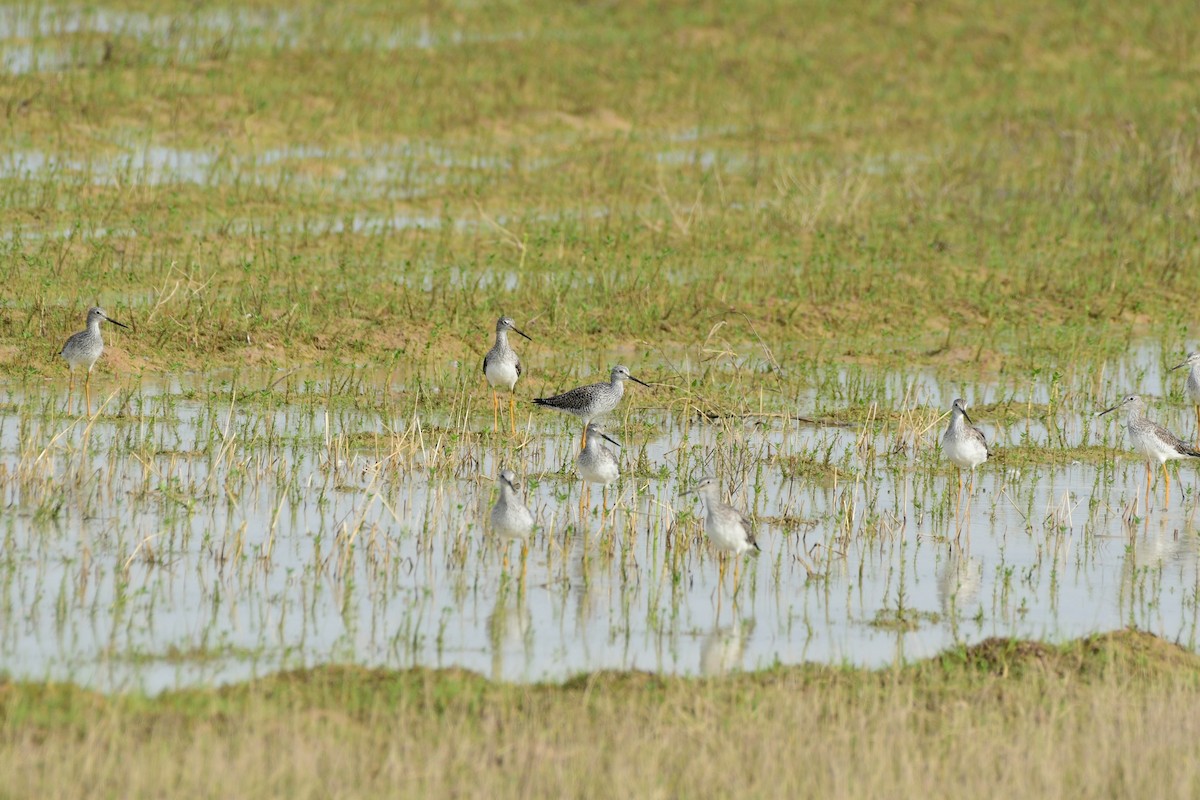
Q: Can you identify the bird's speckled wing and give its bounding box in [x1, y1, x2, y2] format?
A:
[60, 330, 87, 357]
[482, 343, 503, 376]
[970, 423, 992, 456]
[1150, 420, 1200, 458]
[535, 381, 602, 408]
[740, 510, 761, 551]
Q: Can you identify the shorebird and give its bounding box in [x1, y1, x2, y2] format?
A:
[533, 365, 649, 449]
[1099, 394, 1200, 508]
[482, 316, 532, 434]
[490, 469, 535, 580]
[60, 306, 129, 416]
[575, 423, 621, 518]
[682, 475, 760, 586]
[1170, 351, 1200, 436]
[941, 398, 991, 522]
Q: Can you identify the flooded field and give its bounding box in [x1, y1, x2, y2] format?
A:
[0, 0, 1198, 698]
[2, 340, 1198, 692]
[6, 2, 1200, 796]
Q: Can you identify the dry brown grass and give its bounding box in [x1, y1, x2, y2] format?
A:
[2, 630, 1198, 798]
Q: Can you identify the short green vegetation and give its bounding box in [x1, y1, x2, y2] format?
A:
[0, 0, 1195, 420]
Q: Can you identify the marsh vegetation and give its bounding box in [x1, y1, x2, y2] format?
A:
[2, 0, 1200, 795]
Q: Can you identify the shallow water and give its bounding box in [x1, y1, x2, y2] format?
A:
[0, 3, 545, 64]
[2, 342, 1200, 692]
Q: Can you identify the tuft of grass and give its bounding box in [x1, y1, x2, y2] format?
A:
[992, 443, 1120, 468]
[868, 607, 942, 632]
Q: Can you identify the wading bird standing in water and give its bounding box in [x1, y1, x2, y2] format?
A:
[534, 365, 649, 450]
[60, 306, 129, 416]
[682, 475, 760, 590]
[575, 423, 621, 519]
[483, 316, 532, 435]
[941, 398, 991, 527]
[1099, 394, 1200, 509]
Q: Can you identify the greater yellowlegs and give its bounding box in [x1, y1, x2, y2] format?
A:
[1099, 394, 1200, 507]
[682, 475, 760, 585]
[1170, 351, 1200, 435]
[941, 398, 991, 521]
[575, 423, 620, 517]
[483, 316, 532, 434]
[60, 306, 129, 416]
[490, 468, 535, 579]
[533, 365, 649, 449]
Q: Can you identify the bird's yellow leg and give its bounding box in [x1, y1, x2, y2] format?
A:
[67, 370, 75, 414]
[492, 391, 500, 433]
[84, 372, 92, 417]
[580, 425, 588, 451]
[520, 541, 528, 584]
[955, 472, 963, 523]
[1164, 463, 1171, 508]
[1145, 462, 1152, 510]
[1195, 405, 1200, 439]
[509, 392, 517, 435]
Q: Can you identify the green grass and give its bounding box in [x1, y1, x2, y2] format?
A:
[992, 442, 1120, 467]
[0, 0, 1196, 418]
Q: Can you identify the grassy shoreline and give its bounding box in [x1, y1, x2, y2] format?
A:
[4, 629, 1199, 797]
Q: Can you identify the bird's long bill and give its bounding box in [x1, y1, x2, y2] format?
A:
[598, 431, 622, 448]
[1171, 361, 1189, 371]
[1097, 402, 1122, 417]
[629, 375, 651, 388]
[512, 327, 532, 341]
[961, 408, 975, 426]
[105, 315, 130, 329]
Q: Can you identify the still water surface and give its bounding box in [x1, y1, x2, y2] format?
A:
[2, 343, 1199, 693]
